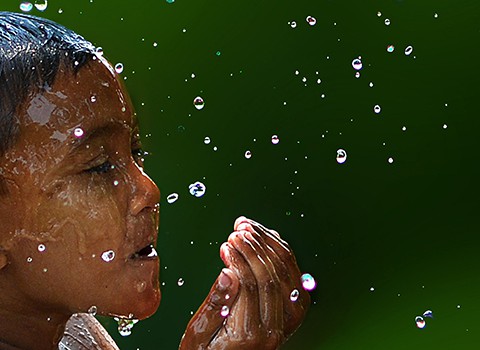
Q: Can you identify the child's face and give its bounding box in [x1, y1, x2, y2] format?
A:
[0, 57, 161, 319]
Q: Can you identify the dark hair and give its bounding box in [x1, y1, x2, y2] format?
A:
[0, 11, 96, 157]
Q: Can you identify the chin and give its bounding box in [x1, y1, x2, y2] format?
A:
[135, 286, 161, 320]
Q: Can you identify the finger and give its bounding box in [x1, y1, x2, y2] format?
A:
[221, 238, 262, 337]
[179, 265, 239, 350]
[239, 219, 311, 336]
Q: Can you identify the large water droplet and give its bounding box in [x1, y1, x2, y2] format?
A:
[387, 45, 395, 53]
[101, 250, 115, 262]
[271, 135, 280, 145]
[415, 316, 426, 329]
[27, 257, 33, 263]
[336, 149, 347, 164]
[90, 95, 97, 103]
[38, 244, 46, 252]
[405, 45, 413, 56]
[34, 0, 48, 11]
[193, 96, 205, 110]
[290, 289, 300, 302]
[189, 181, 206, 197]
[95, 47, 104, 56]
[352, 58, 363, 70]
[388, 157, 394, 164]
[114, 63, 124, 74]
[115, 317, 139, 337]
[306, 16, 317, 26]
[220, 305, 230, 317]
[177, 278, 185, 287]
[20, 2, 33, 12]
[385, 18, 391, 26]
[374, 105, 381, 114]
[244, 150, 252, 159]
[301, 273, 317, 291]
[290, 21, 297, 28]
[204, 136, 211, 144]
[167, 193, 179, 204]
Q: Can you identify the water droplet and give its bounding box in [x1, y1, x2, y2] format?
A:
[423, 310, 433, 318]
[286, 211, 291, 216]
[167, 193, 179, 204]
[27, 257, 33, 263]
[90, 95, 97, 103]
[290, 289, 300, 302]
[317, 78, 321, 84]
[388, 157, 394, 164]
[73, 128, 84, 139]
[355, 72, 361, 78]
[434, 13, 438, 18]
[377, 11, 382, 17]
[34, 0, 48, 11]
[271, 135, 280, 145]
[369, 82, 374, 87]
[335, 149, 347, 164]
[385, 18, 391, 26]
[244, 150, 252, 159]
[20, 2, 33, 12]
[402, 126, 407, 131]
[189, 181, 206, 197]
[415, 316, 426, 329]
[114, 63, 124, 74]
[220, 305, 230, 317]
[166, 0, 175, 3]
[115, 317, 139, 337]
[290, 21, 297, 28]
[43, 268, 48, 273]
[215, 51, 221, 56]
[405, 45, 413, 56]
[95, 47, 104, 56]
[204, 136, 211, 144]
[374, 105, 381, 114]
[101, 250, 115, 262]
[38, 244, 46, 252]
[301, 273, 317, 291]
[177, 278, 185, 287]
[370, 287, 375, 292]
[58, 8, 63, 14]
[352, 58, 363, 70]
[306, 16, 317, 26]
[193, 96, 205, 110]
[113, 180, 120, 186]
[88, 306, 97, 315]
[387, 45, 395, 53]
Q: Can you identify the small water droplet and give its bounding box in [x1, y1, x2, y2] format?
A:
[374, 105, 381, 114]
[352, 58, 363, 70]
[377, 11, 382, 17]
[423, 310, 433, 318]
[95, 47, 104, 56]
[271, 135, 280, 145]
[385, 18, 391, 26]
[306, 16, 317, 26]
[290, 289, 300, 302]
[113, 180, 119, 186]
[90, 95, 97, 103]
[290, 21, 297, 28]
[88, 306, 97, 315]
[387, 45, 395, 53]
[193, 96, 205, 110]
[27, 257, 33, 263]
[370, 287, 375, 292]
[115, 317, 139, 337]
[204, 136, 211, 144]
[301, 273, 317, 291]
[101, 250, 115, 262]
[177, 278, 185, 287]
[20, 2, 33, 12]
[34, 0, 48, 11]
[415, 316, 426, 329]
[38, 244, 46, 252]
[189, 181, 206, 197]
[43, 268, 48, 273]
[434, 13, 438, 18]
[336, 149, 347, 164]
[167, 193, 179, 204]
[244, 150, 252, 159]
[220, 305, 230, 317]
[402, 126, 407, 131]
[73, 127, 84, 138]
[369, 82, 374, 87]
[443, 123, 448, 129]
[405, 45, 413, 56]
[166, 0, 175, 3]
[115, 63, 124, 74]
[388, 157, 394, 164]
[215, 51, 221, 56]
[355, 72, 361, 78]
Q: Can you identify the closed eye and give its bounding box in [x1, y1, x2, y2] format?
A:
[85, 160, 113, 174]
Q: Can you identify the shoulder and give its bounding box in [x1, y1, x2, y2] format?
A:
[59, 313, 120, 350]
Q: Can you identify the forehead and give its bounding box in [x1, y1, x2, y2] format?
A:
[17, 57, 137, 147]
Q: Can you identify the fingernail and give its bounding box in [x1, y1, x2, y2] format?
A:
[219, 269, 232, 290]
[234, 216, 248, 230]
[236, 222, 254, 232]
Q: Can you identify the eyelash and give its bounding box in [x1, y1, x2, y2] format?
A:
[85, 149, 146, 174]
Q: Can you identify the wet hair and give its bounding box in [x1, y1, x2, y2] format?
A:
[0, 11, 96, 157]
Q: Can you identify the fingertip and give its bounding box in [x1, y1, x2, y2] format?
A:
[234, 216, 248, 230]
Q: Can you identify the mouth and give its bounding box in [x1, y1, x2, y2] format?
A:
[129, 244, 158, 261]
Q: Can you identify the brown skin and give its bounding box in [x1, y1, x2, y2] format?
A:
[0, 56, 309, 350]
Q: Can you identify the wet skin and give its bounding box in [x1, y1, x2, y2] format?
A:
[0, 57, 160, 349]
[0, 56, 309, 349]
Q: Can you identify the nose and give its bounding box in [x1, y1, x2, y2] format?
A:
[129, 162, 161, 216]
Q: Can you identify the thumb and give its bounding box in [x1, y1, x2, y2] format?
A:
[179, 259, 239, 349]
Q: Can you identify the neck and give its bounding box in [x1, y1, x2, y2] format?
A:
[0, 293, 69, 350]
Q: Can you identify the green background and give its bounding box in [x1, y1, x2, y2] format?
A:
[3, 0, 480, 349]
